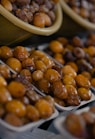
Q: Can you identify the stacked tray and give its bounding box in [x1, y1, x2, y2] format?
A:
[0, 60, 58, 132]
[0, 45, 95, 113]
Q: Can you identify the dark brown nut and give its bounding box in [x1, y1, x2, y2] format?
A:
[0, 46, 13, 59]
[63, 50, 76, 62]
[77, 59, 92, 72]
[15, 8, 33, 23]
[73, 47, 85, 58]
[72, 36, 84, 48]
[64, 113, 87, 138]
[7, 81, 26, 98]
[37, 78, 50, 94]
[19, 96, 30, 105]
[66, 95, 81, 106]
[52, 81, 68, 99]
[13, 46, 29, 61]
[4, 113, 23, 126]
[26, 90, 41, 104]
[0, 64, 11, 79]
[77, 88, 92, 101]
[20, 69, 32, 82]
[5, 100, 26, 117]
[0, 86, 12, 104]
[35, 99, 53, 118]
[15, 0, 31, 6]
[6, 57, 22, 73]
[54, 97, 66, 106]
[26, 105, 40, 121]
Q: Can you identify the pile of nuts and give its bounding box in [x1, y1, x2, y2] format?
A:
[0, 0, 59, 27]
[0, 63, 55, 127]
[44, 33, 95, 88]
[64, 0, 95, 23]
[0, 45, 92, 107]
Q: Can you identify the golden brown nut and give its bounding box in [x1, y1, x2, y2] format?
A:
[0, 46, 13, 59]
[26, 105, 40, 121]
[52, 81, 68, 99]
[35, 99, 53, 118]
[32, 70, 44, 81]
[41, 56, 55, 69]
[1, 0, 13, 11]
[62, 65, 77, 78]
[20, 69, 32, 82]
[13, 46, 29, 61]
[34, 60, 47, 72]
[75, 74, 91, 89]
[44, 95, 55, 110]
[33, 12, 52, 27]
[7, 81, 26, 98]
[78, 88, 92, 101]
[30, 50, 46, 61]
[6, 57, 22, 73]
[44, 69, 61, 82]
[5, 100, 26, 117]
[0, 86, 12, 104]
[49, 40, 64, 53]
[0, 76, 7, 87]
[54, 53, 65, 65]
[0, 64, 11, 79]
[62, 75, 76, 86]
[4, 113, 23, 126]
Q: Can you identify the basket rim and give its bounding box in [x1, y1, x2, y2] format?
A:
[60, 0, 95, 30]
[0, 3, 63, 35]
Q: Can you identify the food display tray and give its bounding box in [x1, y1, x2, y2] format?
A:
[54, 107, 92, 139]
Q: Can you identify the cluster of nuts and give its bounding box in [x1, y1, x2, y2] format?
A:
[0, 63, 55, 127]
[0, 0, 59, 27]
[64, 0, 95, 23]
[64, 106, 95, 139]
[44, 33, 95, 88]
[0, 45, 92, 107]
